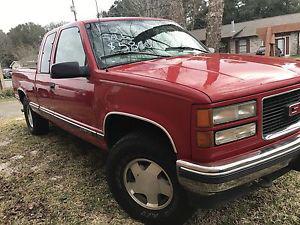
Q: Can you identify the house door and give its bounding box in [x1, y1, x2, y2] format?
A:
[276, 38, 285, 56]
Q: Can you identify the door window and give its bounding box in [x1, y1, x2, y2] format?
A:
[276, 38, 285, 56]
[40, 33, 56, 73]
[55, 27, 86, 66]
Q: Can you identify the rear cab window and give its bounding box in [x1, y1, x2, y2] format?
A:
[40, 33, 56, 74]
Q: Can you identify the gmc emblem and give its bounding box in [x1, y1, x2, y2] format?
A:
[289, 102, 300, 117]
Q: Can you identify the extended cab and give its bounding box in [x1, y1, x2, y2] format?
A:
[12, 18, 300, 223]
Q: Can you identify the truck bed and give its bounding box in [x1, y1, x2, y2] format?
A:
[12, 68, 37, 101]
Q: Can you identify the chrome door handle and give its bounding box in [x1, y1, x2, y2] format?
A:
[50, 82, 56, 90]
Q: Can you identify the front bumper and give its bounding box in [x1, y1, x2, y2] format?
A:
[177, 134, 300, 195]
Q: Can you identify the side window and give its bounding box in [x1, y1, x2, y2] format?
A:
[40, 33, 56, 73]
[55, 27, 86, 66]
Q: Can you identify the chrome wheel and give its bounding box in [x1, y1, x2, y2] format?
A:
[27, 106, 33, 128]
[123, 158, 173, 210]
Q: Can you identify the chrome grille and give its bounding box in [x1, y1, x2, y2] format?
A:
[263, 89, 300, 135]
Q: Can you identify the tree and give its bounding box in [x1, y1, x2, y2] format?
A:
[105, 0, 186, 26]
[6, 23, 46, 65]
[223, 0, 300, 24]
[0, 21, 69, 67]
[104, 0, 144, 17]
[206, 0, 225, 52]
[0, 30, 15, 67]
[146, 0, 186, 25]
[44, 21, 67, 32]
[8, 22, 45, 49]
[184, 0, 208, 30]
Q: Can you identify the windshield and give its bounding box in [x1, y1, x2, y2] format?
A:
[86, 20, 208, 68]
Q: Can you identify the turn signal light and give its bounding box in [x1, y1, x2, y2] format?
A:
[196, 109, 212, 128]
[197, 131, 214, 148]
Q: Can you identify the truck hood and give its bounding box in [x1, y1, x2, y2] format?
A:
[110, 54, 300, 102]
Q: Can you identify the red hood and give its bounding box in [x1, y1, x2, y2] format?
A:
[110, 54, 300, 102]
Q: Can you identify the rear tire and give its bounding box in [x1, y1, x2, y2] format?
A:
[106, 131, 188, 224]
[23, 98, 49, 135]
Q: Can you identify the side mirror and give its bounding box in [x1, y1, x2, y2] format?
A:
[51, 62, 88, 79]
[208, 48, 215, 53]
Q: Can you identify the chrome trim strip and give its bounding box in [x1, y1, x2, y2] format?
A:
[103, 112, 178, 153]
[16, 87, 27, 102]
[177, 134, 300, 176]
[178, 162, 289, 194]
[262, 88, 300, 140]
[39, 106, 104, 137]
[17, 87, 26, 94]
[29, 102, 39, 109]
[25, 104, 176, 151]
[15, 94, 20, 100]
[264, 120, 300, 140]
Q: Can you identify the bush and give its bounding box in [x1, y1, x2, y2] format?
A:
[290, 55, 300, 59]
[0, 88, 14, 99]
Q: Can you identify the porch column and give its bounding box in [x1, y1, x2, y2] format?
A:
[265, 27, 275, 56]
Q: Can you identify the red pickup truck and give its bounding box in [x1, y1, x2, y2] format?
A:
[12, 17, 300, 223]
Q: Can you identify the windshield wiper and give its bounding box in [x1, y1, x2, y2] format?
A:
[102, 51, 171, 59]
[165, 46, 209, 53]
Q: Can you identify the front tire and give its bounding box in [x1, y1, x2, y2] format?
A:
[106, 132, 188, 224]
[23, 98, 49, 135]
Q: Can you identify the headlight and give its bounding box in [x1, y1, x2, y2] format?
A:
[213, 101, 256, 125]
[215, 123, 256, 145]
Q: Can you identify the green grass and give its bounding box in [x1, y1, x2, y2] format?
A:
[289, 55, 300, 59]
[0, 88, 14, 100]
[0, 118, 299, 225]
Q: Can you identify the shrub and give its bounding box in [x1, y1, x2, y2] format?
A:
[0, 88, 14, 99]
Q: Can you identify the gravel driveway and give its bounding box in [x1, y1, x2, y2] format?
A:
[0, 100, 23, 119]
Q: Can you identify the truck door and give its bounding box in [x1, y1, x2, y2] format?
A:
[36, 32, 56, 110]
[50, 27, 96, 128]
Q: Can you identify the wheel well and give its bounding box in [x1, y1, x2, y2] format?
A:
[18, 90, 26, 105]
[105, 115, 176, 155]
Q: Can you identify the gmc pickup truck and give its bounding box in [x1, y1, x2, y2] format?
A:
[12, 17, 300, 223]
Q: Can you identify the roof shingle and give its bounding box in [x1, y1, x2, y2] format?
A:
[190, 13, 300, 41]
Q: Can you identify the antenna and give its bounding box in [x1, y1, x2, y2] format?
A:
[70, 0, 77, 21]
[94, 0, 101, 18]
[92, 0, 108, 71]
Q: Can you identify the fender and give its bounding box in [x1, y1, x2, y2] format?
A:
[17, 87, 27, 103]
[103, 111, 178, 154]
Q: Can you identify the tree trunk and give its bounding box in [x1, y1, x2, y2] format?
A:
[206, 0, 224, 52]
[0, 65, 4, 91]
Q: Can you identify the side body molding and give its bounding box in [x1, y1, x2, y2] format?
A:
[103, 112, 178, 154]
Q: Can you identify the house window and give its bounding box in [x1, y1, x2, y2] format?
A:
[238, 39, 247, 53]
[235, 39, 250, 54]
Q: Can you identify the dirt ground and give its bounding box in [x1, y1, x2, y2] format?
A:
[0, 100, 23, 119]
[0, 114, 299, 224]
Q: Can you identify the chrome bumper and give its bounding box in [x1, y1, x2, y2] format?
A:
[177, 134, 300, 195]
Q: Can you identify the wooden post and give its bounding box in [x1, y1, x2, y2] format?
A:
[0, 64, 4, 91]
[257, 27, 275, 57]
[264, 27, 275, 57]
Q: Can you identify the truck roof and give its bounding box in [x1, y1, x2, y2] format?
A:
[46, 17, 169, 35]
[82, 17, 168, 23]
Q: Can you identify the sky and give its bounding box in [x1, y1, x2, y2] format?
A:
[0, 0, 115, 33]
